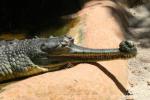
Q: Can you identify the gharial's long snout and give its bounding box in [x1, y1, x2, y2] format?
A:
[47, 36, 137, 63]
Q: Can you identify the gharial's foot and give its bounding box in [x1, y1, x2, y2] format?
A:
[0, 65, 48, 83]
[20, 65, 48, 78]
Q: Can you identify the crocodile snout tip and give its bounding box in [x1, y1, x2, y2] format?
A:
[119, 40, 137, 54]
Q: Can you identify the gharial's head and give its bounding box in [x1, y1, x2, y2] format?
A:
[40, 36, 75, 55]
[34, 35, 137, 65]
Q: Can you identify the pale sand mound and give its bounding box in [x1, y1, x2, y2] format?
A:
[0, 0, 129, 100]
[125, 2, 150, 99]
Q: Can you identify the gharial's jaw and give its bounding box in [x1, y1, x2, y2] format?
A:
[45, 37, 137, 63]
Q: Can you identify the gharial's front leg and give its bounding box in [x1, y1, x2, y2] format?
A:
[0, 54, 48, 82]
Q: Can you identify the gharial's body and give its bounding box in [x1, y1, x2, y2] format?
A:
[0, 36, 137, 83]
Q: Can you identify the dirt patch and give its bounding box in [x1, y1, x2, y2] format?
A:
[124, 2, 150, 100]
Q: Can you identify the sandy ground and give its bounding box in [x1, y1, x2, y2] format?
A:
[128, 47, 150, 100]
[125, 2, 150, 100]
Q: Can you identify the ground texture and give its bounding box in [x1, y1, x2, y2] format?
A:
[125, 2, 150, 100]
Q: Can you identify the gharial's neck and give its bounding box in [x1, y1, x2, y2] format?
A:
[20, 38, 46, 57]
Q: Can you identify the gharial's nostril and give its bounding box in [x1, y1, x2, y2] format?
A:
[119, 40, 137, 53]
[125, 41, 135, 48]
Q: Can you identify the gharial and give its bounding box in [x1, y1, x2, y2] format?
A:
[0, 35, 137, 83]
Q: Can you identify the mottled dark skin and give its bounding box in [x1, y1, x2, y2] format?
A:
[0, 36, 137, 82]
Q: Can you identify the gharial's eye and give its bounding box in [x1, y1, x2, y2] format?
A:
[41, 43, 48, 51]
[41, 42, 60, 52]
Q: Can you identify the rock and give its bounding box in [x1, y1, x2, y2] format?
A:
[0, 0, 129, 100]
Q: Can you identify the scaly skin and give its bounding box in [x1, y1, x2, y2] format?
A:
[0, 36, 137, 83]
